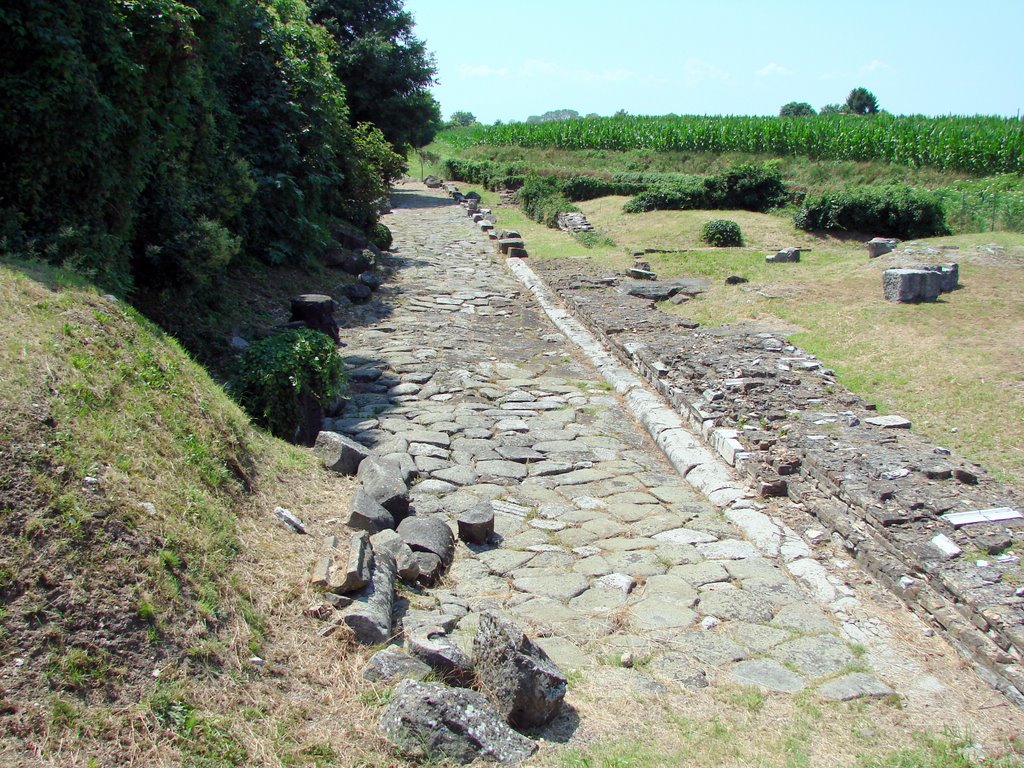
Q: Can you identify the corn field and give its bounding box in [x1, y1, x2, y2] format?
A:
[442, 115, 1024, 176]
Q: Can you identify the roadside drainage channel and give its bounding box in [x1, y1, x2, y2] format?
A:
[506, 255, 1024, 708]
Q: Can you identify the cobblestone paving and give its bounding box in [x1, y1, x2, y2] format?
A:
[332, 186, 891, 699]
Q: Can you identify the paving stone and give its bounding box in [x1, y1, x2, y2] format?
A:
[816, 673, 895, 701]
[673, 631, 749, 665]
[669, 561, 731, 587]
[476, 460, 530, 481]
[696, 589, 775, 623]
[548, 468, 616, 486]
[649, 485, 701, 504]
[770, 635, 855, 678]
[726, 622, 793, 652]
[653, 528, 718, 545]
[741, 577, 807, 607]
[770, 603, 836, 634]
[631, 513, 688, 537]
[723, 558, 788, 583]
[513, 569, 589, 601]
[581, 518, 628, 538]
[652, 544, 703, 565]
[598, 536, 658, 552]
[628, 596, 697, 630]
[433, 465, 477, 486]
[569, 587, 629, 612]
[496, 446, 545, 463]
[557, 527, 600, 548]
[729, 660, 806, 693]
[573, 555, 613, 577]
[534, 636, 594, 670]
[642, 574, 698, 606]
[696, 539, 760, 560]
[603, 549, 668, 577]
[648, 652, 709, 689]
[604, 492, 660, 506]
[478, 548, 536, 574]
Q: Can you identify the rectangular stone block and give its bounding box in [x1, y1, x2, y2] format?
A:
[882, 269, 941, 303]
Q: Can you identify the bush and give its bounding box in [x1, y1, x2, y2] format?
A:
[623, 176, 709, 213]
[623, 163, 786, 214]
[371, 223, 393, 251]
[441, 158, 527, 190]
[794, 186, 948, 238]
[700, 220, 743, 247]
[233, 329, 346, 441]
[517, 176, 579, 228]
[560, 176, 646, 201]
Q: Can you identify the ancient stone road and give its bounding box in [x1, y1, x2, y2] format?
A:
[329, 184, 1012, 712]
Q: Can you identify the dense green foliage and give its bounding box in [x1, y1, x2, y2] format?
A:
[441, 158, 528, 190]
[780, 102, 816, 117]
[233, 328, 346, 439]
[794, 187, 949, 238]
[623, 163, 787, 213]
[699, 219, 743, 247]
[517, 177, 580, 228]
[846, 87, 880, 115]
[0, 0, 431, 297]
[310, 0, 440, 149]
[440, 113, 1024, 175]
[447, 111, 477, 128]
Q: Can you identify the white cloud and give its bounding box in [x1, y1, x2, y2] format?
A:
[756, 62, 792, 78]
[860, 58, 889, 74]
[457, 64, 510, 78]
[518, 59, 667, 85]
[681, 58, 728, 87]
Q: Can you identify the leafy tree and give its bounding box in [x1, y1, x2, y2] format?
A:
[527, 109, 580, 123]
[845, 87, 880, 115]
[819, 103, 849, 115]
[447, 111, 477, 127]
[779, 101, 816, 117]
[310, 0, 441, 148]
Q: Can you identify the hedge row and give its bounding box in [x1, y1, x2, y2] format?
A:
[794, 187, 949, 238]
[623, 163, 788, 213]
[441, 158, 527, 190]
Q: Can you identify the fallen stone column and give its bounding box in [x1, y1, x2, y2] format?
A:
[341, 548, 396, 644]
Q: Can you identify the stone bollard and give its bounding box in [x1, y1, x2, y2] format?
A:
[507, 246, 528, 259]
[882, 269, 941, 303]
[289, 294, 340, 342]
[866, 237, 898, 258]
[498, 238, 525, 255]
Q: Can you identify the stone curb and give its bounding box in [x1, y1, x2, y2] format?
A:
[507, 258, 747, 509]
[505, 255, 1024, 708]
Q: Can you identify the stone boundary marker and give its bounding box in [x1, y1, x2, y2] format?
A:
[504, 257, 1024, 707]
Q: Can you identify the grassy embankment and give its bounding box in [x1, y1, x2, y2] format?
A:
[429, 159, 1024, 488]
[0, 259, 392, 767]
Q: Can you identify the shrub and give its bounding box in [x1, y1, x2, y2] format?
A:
[794, 186, 948, 238]
[441, 158, 527, 190]
[623, 176, 709, 213]
[622, 163, 786, 214]
[700, 219, 743, 247]
[371, 223, 392, 251]
[233, 329, 346, 440]
[517, 176, 579, 228]
[561, 176, 646, 201]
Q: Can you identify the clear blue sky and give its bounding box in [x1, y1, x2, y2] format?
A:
[403, 0, 1024, 122]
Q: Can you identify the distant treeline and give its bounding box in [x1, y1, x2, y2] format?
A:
[441, 114, 1024, 176]
[0, 0, 440, 294]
